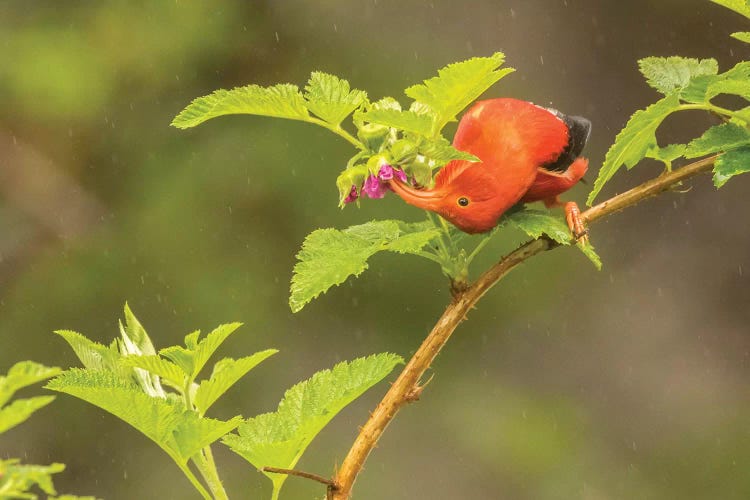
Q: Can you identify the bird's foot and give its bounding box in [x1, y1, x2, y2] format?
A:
[564, 201, 589, 245]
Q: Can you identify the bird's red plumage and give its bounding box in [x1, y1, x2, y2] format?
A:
[389, 98, 588, 233]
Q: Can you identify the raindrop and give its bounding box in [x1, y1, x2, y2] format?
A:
[333, 23, 337, 32]
[228, 205, 233, 214]
[275, 31, 280, 42]
[540, 55, 544, 65]
[510, 8, 516, 18]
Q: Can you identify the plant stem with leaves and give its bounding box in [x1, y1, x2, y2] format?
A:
[330, 154, 718, 499]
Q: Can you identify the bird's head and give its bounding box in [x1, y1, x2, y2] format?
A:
[389, 163, 509, 234]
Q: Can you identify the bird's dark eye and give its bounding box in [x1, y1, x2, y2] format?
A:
[457, 197, 470, 207]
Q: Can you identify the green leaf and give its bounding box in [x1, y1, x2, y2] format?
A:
[194, 350, 278, 415]
[289, 220, 439, 312]
[713, 146, 750, 187]
[706, 79, 750, 101]
[54, 330, 129, 378]
[681, 62, 750, 103]
[638, 57, 718, 94]
[46, 369, 241, 464]
[121, 355, 185, 388]
[504, 208, 572, 244]
[304, 72, 367, 125]
[0, 459, 65, 497]
[405, 52, 514, 132]
[118, 305, 167, 398]
[731, 31, 750, 43]
[576, 242, 603, 270]
[418, 136, 480, 165]
[685, 123, 750, 158]
[192, 323, 243, 379]
[223, 353, 403, 497]
[0, 361, 61, 408]
[158, 323, 243, 380]
[645, 144, 687, 168]
[171, 83, 309, 129]
[0, 396, 56, 434]
[587, 93, 681, 205]
[711, 0, 750, 18]
[119, 303, 157, 356]
[355, 108, 434, 136]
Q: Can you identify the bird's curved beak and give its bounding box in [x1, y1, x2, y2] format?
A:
[388, 179, 443, 211]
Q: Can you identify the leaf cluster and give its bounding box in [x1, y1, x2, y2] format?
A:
[223, 353, 403, 498]
[588, 36, 750, 203]
[172, 53, 511, 205]
[0, 362, 94, 499]
[47, 305, 401, 499]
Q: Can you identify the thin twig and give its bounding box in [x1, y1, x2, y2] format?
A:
[262, 467, 338, 489]
[330, 155, 718, 499]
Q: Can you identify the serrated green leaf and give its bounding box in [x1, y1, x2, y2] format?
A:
[405, 52, 514, 132]
[638, 57, 718, 94]
[159, 345, 195, 377]
[685, 123, 750, 158]
[731, 31, 750, 42]
[355, 108, 434, 136]
[0, 396, 56, 434]
[646, 144, 687, 168]
[576, 242, 603, 270]
[712, 0, 750, 18]
[119, 303, 157, 356]
[304, 72, 367, 125]
[713, 146, 750, 187]
[118, 305, 167, 398]
[194, 350, 278, 415]
[171, 83, 309, 129]
[0, 459, 66, 497]
[0, 361, 61, 408]
[706, 79, 750, 101]
[587, 93, 681, 205]
[157, 323, 245, 386]
[289, 220, 439, 312]
[121, 355, 185, 388]
[504, 209, 572, 244]
[192, 323, 242, 379]
[418, 136, 479, 165]
[681, 62, 750, 103]
[55, 330, 129, 379]
[223, 353, 403, 497]
[46, 369, 240, 464]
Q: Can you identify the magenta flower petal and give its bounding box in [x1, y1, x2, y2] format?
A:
[394, 168, 407, 183]
[343, 185, 358, 204]
[378, 164, 395, 180]
[362, 174, 387, 199]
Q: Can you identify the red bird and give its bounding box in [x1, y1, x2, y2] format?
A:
[389, 98, 591, 237]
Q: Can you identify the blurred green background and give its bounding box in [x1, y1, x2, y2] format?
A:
[2, 1, 749, 499]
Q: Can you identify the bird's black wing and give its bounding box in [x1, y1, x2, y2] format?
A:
[542, 108, 592, 173]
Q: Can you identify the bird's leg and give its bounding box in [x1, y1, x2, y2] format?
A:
[564, 201, 589, 244]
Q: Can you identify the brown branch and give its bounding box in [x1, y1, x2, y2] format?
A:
[330, 155, 718, 499]
[262, 467, 338, 488]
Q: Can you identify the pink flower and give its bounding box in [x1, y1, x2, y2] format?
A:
[377, 164, 407, 183]
[343, 164, 410, 203]
[362, 174, 387, 199]
[343, 185, 358, 204]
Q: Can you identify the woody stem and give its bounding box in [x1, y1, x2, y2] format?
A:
[330, 155, 718, 500]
